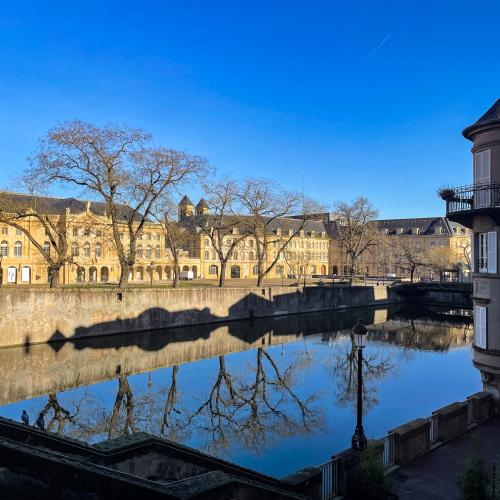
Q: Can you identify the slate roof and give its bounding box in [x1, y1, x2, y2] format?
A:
[323, 216, 467, 238]
[0, 192, 140, 221]
[196, 198, 209, 209]
[463, 98, 500, 140]
[179, 195, 194, 206]
[179, 213, 328, 236]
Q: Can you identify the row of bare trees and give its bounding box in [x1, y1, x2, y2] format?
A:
[0, 120, 325, 288]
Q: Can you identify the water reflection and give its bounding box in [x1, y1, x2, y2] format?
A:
[0, 305, 480, 477]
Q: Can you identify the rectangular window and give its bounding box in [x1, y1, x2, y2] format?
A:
[474, 305, 487, 349]
[16, 228, 22, 235]
[73, 228, 78, 237]
[1, 227, 8, 235]
[479, 233, 488, 272]
[478, 231, 497, 273]
[84, 228, 90, 236]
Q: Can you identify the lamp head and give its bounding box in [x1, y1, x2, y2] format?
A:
[352, 319, 367, 348]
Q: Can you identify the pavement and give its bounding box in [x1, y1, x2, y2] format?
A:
[389, 418, 500, 499]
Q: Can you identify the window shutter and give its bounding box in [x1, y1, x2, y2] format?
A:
[471, 234, 475, 273]
[474, 153, 483, 184]
[483, 149, 491, 180]
[475, 306, 487, 349]
[488, 231, 497, 273]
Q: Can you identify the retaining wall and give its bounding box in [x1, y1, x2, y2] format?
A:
[0, 285, 392, 347]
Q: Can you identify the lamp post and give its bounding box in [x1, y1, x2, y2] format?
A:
[351, 319, 368, 452]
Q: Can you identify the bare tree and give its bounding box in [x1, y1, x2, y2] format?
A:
[154, 197, 191, 288]
[333, 197, 379, 285]
[283, 248, 313, 286]
[198, 178, 247, 287]
[0, 192, 76, 288]
[238, 178, 321, 286]
[393, 240, 427, 283]
[27, 120, 208, 288]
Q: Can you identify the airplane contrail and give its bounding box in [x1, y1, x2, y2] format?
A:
[364, 34, 391, 63]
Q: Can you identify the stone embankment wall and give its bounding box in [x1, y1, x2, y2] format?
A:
[391, 282, 473, 308]
[0, 285, 392, 347]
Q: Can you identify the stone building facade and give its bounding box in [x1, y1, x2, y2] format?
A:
[0, 193, 472, 285]
[177, 196, 330, 280]
[325, 216, 471, 280]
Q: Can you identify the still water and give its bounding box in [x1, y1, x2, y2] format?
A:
[0, 305, 480, 478]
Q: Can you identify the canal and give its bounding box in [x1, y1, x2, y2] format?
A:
[0, 304, 480, 478]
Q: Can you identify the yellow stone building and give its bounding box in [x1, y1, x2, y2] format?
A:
[325, 217, 471, 281]
[177, 196, 330, 280]
[0, 194, 198, 285]
[0, 194, 472, 285]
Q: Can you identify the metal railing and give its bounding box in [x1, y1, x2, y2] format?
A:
[430, 414, 439, 444]
[445, 182, 500, 215]
[319, 457, 339, 500]
[383, 433, 394, 468]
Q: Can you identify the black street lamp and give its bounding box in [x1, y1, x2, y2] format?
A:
[351, 319, 368, 452]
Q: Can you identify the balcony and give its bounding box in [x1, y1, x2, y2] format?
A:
[442, 183, 500, 227]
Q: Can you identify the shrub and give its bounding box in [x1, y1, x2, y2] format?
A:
[348, 446, 388, 500]
[457, 442, 489, 500]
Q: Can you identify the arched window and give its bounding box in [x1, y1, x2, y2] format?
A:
[95, 243, 102, 258]
[0, 241, 8, 257]
[209, 264, 218, 276]
[71, 242, 79, 257]
[182, 265, 189, 271]
[276, 265, 284, 276]
[100, 266, 109, 283]
[146, 245, 153, 259]
[205, 250, 209, 259]
[137, 245, 143, 257]
[233, 251, 238, 260]
[155, 245, 161, 259]
[83, 242, 90, 258]
[311, 265, 317, 274]
[248, 251, 253, 260]
[14, 241, 23, 257]
[253, 265, 259, 275]
[43, 241, 50, 256]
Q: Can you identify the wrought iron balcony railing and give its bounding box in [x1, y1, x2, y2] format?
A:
[443, 183, 500, 215]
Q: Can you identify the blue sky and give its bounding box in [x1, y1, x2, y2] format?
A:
[0, 0, 498, 218]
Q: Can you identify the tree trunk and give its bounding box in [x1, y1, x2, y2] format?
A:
[219, 260, 227, 287]
[172, 257, 179, 289]
[48, 264, 62, 289]
[257, 264, 264, 287]
[410, 269, 414, 283]
[118, 263, 131, 289]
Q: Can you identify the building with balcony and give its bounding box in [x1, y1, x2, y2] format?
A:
[444, 98, 500, 400]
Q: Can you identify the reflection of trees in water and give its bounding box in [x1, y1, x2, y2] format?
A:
[327, 332, 394, 412]
[37, 393, 75, 433]
[177, 348, 321, 454]
[109, 375, 137, 439]
[33, 347, 321, 455]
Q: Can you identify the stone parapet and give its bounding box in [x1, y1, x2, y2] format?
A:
[433, 402, 468, 442]
[389, 418, 430, 466]
[467, 392, 492, 425]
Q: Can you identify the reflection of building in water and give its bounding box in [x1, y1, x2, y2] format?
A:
[445, 99, 500, 400]
[0, 307, 473, 406]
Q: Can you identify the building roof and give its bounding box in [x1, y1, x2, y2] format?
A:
[463, 98, 500, 140]
[324, 216, 467, 238]
[179, 213, 328, 236]
[196, 198, 209, 209]
[0, 192, 140, 221]
[179, 195, 194, 206]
